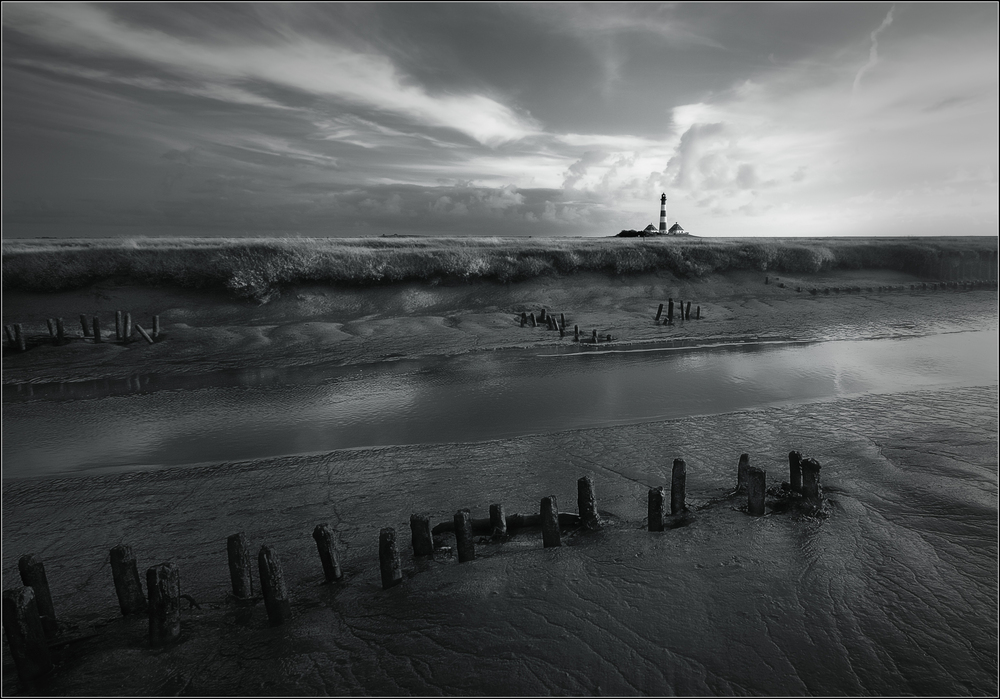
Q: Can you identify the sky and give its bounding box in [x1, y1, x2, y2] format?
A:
[2, 2, 997, 238]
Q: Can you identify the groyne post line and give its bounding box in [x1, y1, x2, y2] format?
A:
[409, 514, 434, 557]
[56, 318, 65, 345]
[2, 587, 52, 683]
[578, 476, 601, 530]
[747, 467, 766, 516]
[80, 314, 90, 337]
[17, 555, 57, 638]
[736, 453, 751, 494]
[648, 487, 665, 532]
[115, 311, 123, 342]
[146, 562, 181, 646]
[788, 451, 802, 493]
[227, 533, 254, 598]
[655, 303, 663, 322]
[313, 524, 345, 582]
[379, 528, 404, 588]
[454, 509, 475, 562]
[801, 458, 822, 503]
[258, 546, 292, 625]
[671, 459, 687, 515]
[489, 503, 507, 538]
[540, 496, 561, 548]
[110, 544, 147, 615]
[92, 317, 102, 343]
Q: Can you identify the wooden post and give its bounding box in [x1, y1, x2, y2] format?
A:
[153, 315, 161, 338]
[667, 299, 674, 323]
[765, 276, 770, 285]
[685, 302, 691, 320]
[696, 306, 701, 320]
[489, 504, 507, 538]
[529, 313, 537, 328]
[146, 562, 181, 646]
[135, 325, 154, 344]
[14, 324, 25, 352]
[520, 312, 527, 327]
[788, 451, 802, 492]
[17, 555, 56, 638]
[801, 458, 822, 503]
[648, 487, 665, 532]
[257, 546, 291, 624]
[540, 496, 560, 547]
[539, 308, 546, 323]
[379, 528, 404, 588]
[115, 311, 123, 342]
[409, 514, 434, 557]
[226, 533, 253, 598]
[671, 459, 686, 515]
[655, 303, 663, 321]
[55, 318, 65, 345]
[577, 476, 601, 529]
[454, 509, 475, 563]
[560, 313, 566, 330]
[591, 329, 597, 344]
[46, 319, 55, 338]
[736, 453, 751, 494]
[124, 313, 132, 343]
[574, 325, 579, 341]
[678, 300, 683, 320]
[80, 314, 91, 337]
[93, 317, 102, 343]
[313, 524, 345, 582]
[110, 544, 146, 615]
[747, 467, 766, 516]
[4, 325, 14, 344]
[2, 587, 52, 683]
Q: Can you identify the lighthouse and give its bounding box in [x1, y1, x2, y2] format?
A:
[659, 193, 667, 233]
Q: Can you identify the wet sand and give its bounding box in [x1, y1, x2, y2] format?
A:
[2, 268, 998, 695]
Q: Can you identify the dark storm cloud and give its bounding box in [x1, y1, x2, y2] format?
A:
[2, 2, 997, 238]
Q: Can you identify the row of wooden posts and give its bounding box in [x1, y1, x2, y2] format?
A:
[2, 452, 822, 685]
[3, 311, 161, 353]
[654, 298, 700, 324]
[518, 309, 615, 344]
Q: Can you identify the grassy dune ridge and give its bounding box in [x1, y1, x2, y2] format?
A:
[2, 236, 996, 302]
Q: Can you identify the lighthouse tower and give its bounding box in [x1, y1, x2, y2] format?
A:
[659, 193, 667, 233]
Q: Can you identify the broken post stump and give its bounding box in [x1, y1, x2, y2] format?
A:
[667, 299, 674, 323]
[801, 457, 822, 503]
[574, 325, 579, 341]
[92, 317, 102, 343]
[17, 555, 56, 638]
[685, 302, 691, 320]
[529, 313, 537, 328]
[313, 524, 345, 582]
[4, 325, 14, 345]
[55, 318, 65, 345]
[115, 311, 123, 342]
[736, 453, 751, 494]
[539, 308, 546, 323]
[489, 503, 507, 538]
[648, 487, 665, 532]
[520, 312, 527, 327]
[454, 509, 475, 563]
[577, 476, 601, 530]
[153, 315, 160, 338]
[46, 319, 55, 338]
[696, 306, 701, 320]
[110, 544, 146, 615]
[257, 546, 291, 625]
[14, 324, 25, 352]
[2, 587, 52, 683]
[560, 313, 566, 330]
[540, 496, 561, 547]
[146, 562, 181, 646]
[788, 451, 802, 492]
[379, 528, 403, 588]
[671, 459, 687, 515]
[655, 303, 663, 321]
[409, 514, 434, 557]
[747, 467, 766, 516]
[135, 325, 154, 344]
[226, 533, 253, 599]
[592, 329, 598, 344]
[80, 314, 90, 337]
[124, 313, 132, 343]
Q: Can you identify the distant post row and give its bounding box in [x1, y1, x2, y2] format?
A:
[3, 312, 161, 353]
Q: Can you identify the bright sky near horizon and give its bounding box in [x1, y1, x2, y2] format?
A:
[2, 2, 997, 238]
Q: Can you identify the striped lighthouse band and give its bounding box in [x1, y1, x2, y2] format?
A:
[659, 193, 667, 232]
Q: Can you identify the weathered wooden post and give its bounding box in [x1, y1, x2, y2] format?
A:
[678, 300, 684, 320]
[574, 325, 579, 341]
[489, 503, 507, 538]
[667, 298, 674, 323]
[648, 487, 665, 532]
[46, 319, 55, 338]
[577, 476, 601, 529]
[135, 325, 155, 344]
[560, 313, 566, 330]
[226, 533, 254, 599]
[685, 302, 691, 320]
[4, 325, 14, 345]
[655, 303, 663, 321]
[146, 562, 181, 646]
[736, 453, 751, 494]
[313, 524, 345, 582]
[257, 546, 291, 624]
[696, 306, 701, 319]
[539, 308, 546, 323]
[801, 458, 822, 503]
[17, 555, 56, 638]
[80, 314, 91, 337]
[591, 329, 598, 344]
[747, 467, 766, 516]
[671, 459, 686, 515]
[124, 313, 132, 343]
[115, 311, 123, 342]
[55, 318, 65, 345]
[540, 496, 561, 547]
[153, 315, 161, 338]
[14, 324, 25, 352]
[92, 317, 102, 343]
[529, 313, 537, 328]
[378, 528, 404, 588]
[520, 312, 527, 327]
[788, 451, 802, 492]
[2, 587, 52, 683]
[454, 509, 475, 563]
[409, 514, 434, 557]
[110, 544, 146, 615]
